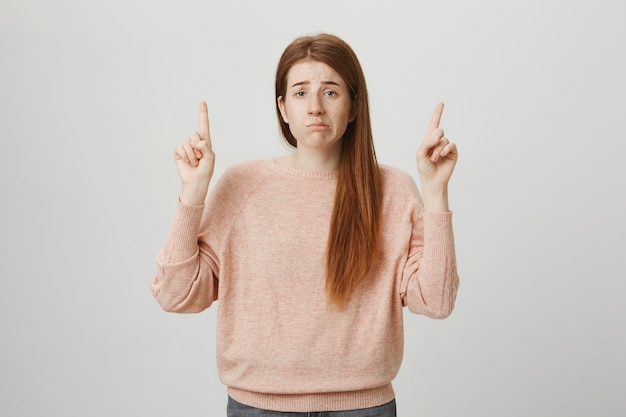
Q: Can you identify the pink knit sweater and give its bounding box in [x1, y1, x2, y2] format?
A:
[152, 159, 459, 412]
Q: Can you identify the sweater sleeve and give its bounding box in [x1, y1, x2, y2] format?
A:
[151, 168, 242, 313]
[400, 207, 459, 319]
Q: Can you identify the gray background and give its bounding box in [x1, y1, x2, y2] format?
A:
[1, 0, 625, 416]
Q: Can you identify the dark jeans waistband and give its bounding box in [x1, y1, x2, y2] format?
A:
[227, 396, 397, 416]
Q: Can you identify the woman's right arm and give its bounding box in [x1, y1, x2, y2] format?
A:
[175, 101, 215, 205]
[151, 101, 219, 313]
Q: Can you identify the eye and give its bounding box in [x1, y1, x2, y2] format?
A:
[324, 90, 336, 97]
[295, 91, 306, 97]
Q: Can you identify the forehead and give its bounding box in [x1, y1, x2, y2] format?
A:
[286, 60, 345, 86]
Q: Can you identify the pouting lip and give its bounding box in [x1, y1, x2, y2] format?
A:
[307, 122, 329, 127]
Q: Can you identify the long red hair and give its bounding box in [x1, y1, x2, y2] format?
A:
[275, 33, 382, 307]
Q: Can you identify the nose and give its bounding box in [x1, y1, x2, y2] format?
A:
[307, 94, 324, 115]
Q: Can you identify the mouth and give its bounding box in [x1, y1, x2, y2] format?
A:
[307, 122, 329, 128]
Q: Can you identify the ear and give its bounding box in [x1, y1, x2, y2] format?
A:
[277, 96, 288, 124]
[349, 101, 357, 123]
[349, 103, 356, 123]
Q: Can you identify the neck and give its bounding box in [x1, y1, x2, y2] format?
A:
[281, 145, 342, 172]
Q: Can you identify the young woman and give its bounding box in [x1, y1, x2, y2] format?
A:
[152, 33, 459, 416]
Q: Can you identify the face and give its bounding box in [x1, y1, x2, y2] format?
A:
[278, 60, 354, 155]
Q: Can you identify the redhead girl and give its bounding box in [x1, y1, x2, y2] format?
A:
[152, 33, 459, 416]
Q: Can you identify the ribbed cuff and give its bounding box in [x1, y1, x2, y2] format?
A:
[422, 211, 455, 253]
[162, 201, 205, 261]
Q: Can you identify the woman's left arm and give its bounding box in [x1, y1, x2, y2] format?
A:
[402, 102, 459, 318]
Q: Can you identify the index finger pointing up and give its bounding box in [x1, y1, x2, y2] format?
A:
[199, 101, 210, 141]
[428, 102, 445, 133]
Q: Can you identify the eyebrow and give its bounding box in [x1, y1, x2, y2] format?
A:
[290, 80, 342, 88]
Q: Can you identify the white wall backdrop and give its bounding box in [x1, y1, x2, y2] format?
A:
[1, 0, 624, 416]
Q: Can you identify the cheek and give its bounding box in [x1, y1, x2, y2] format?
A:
[340, 104, 353, 124]
[283, 101, 302, 120]
[339, 99, 353, 120]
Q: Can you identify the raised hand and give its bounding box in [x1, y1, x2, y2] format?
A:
[174, 101, 215, 205]
[416, 102, 458, 188]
